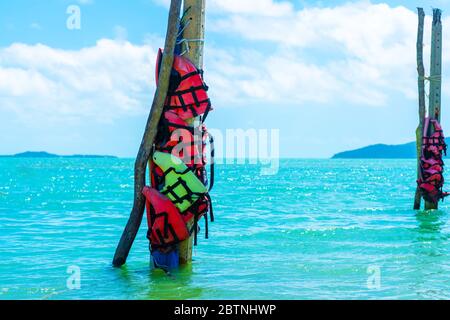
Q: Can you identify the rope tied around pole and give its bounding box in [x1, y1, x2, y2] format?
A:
[420, 74, 442, 82]
[177, 38, 205, 56]
[419, 75, 442, 102]
[177, 6, 205, 57]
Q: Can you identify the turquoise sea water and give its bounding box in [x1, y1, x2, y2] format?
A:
[0, 158, 449, 300]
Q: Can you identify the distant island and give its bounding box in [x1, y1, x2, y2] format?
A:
[332, 139, 450, 159]
[0, 151, 118, 159]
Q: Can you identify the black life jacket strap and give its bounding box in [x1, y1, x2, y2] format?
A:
[193, 211, 199, 246]
[200, 101, 212, 123]
[161, 176, 205, 205]
[178, 70, 202, 82]
[147, 208, 182, 249]
[205, 192, 214, 223]
[155, 229, 166, 246]
[204, 206, 209, 240]
[161, 166, 191, 178]
[208, 134, 215, 192]
[165, 98, 210, 117]
[163, 119, 195, 134]
[161, 177, 190, 204]
[173, 84, 208, 96]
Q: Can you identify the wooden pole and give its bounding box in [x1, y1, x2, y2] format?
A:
[428, 8, 443, 122]
[178, 0, 206, 266]
[181, 0, 205, 67]
[414, 8, 426, 210]
[112, 0, 182, 267]
[425, 8, 443, 210]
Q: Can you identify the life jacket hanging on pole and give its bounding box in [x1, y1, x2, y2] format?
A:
[418, 117, 449, 204]
[157, 111, 208, 170]
[143, 187, 190, 250]
[152, 151, 208, 212]
[156, 48, 212, 121]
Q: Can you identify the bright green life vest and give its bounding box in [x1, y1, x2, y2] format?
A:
[152, 151, 208, 212]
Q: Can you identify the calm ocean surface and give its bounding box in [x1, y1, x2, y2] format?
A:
[0, 158, 449, 300]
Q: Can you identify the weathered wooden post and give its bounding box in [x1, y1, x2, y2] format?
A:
[414, 8, 444, 210]
[112, 0, 182, 267]
[178, 0, 206, 265]
[425, 8, 443, 210]
[414, 8, 426, 210]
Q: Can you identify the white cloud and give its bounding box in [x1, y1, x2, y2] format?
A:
[0, 39, 157, 124]
[204, 47, 345, 105]
[204, 1, 434, 107]
[151, 0, 450, 108]
[3, 0, 450, 128]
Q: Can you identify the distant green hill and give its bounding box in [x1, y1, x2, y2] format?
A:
[332, 139, 450, 159]
[0, 151, 117, 159]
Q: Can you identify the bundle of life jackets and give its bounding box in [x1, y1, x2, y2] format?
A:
[143, 49, 214, 270]
[417, 117, 449, 204]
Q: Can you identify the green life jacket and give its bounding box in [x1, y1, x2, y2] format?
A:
[152, 151, 208, 212]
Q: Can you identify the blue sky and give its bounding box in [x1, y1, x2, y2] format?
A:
[1, 0, 450, 158]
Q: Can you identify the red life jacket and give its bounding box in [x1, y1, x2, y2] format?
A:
[156, 49, 212, 121]
[155, 110, 212, 173]
[143, 186, 190, 249]
[162, 126, 208, 170]
[418, 118, 449, 204]
[162, 110, 193, 132]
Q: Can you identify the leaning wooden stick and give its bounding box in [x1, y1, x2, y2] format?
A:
[178, 0, 206, 266]
[414, 7, 426, 210]
[113, 0, 182, 267]
[425, 8, 443, 210]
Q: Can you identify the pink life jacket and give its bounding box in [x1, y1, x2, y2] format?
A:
[418, 117, 449, 204]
